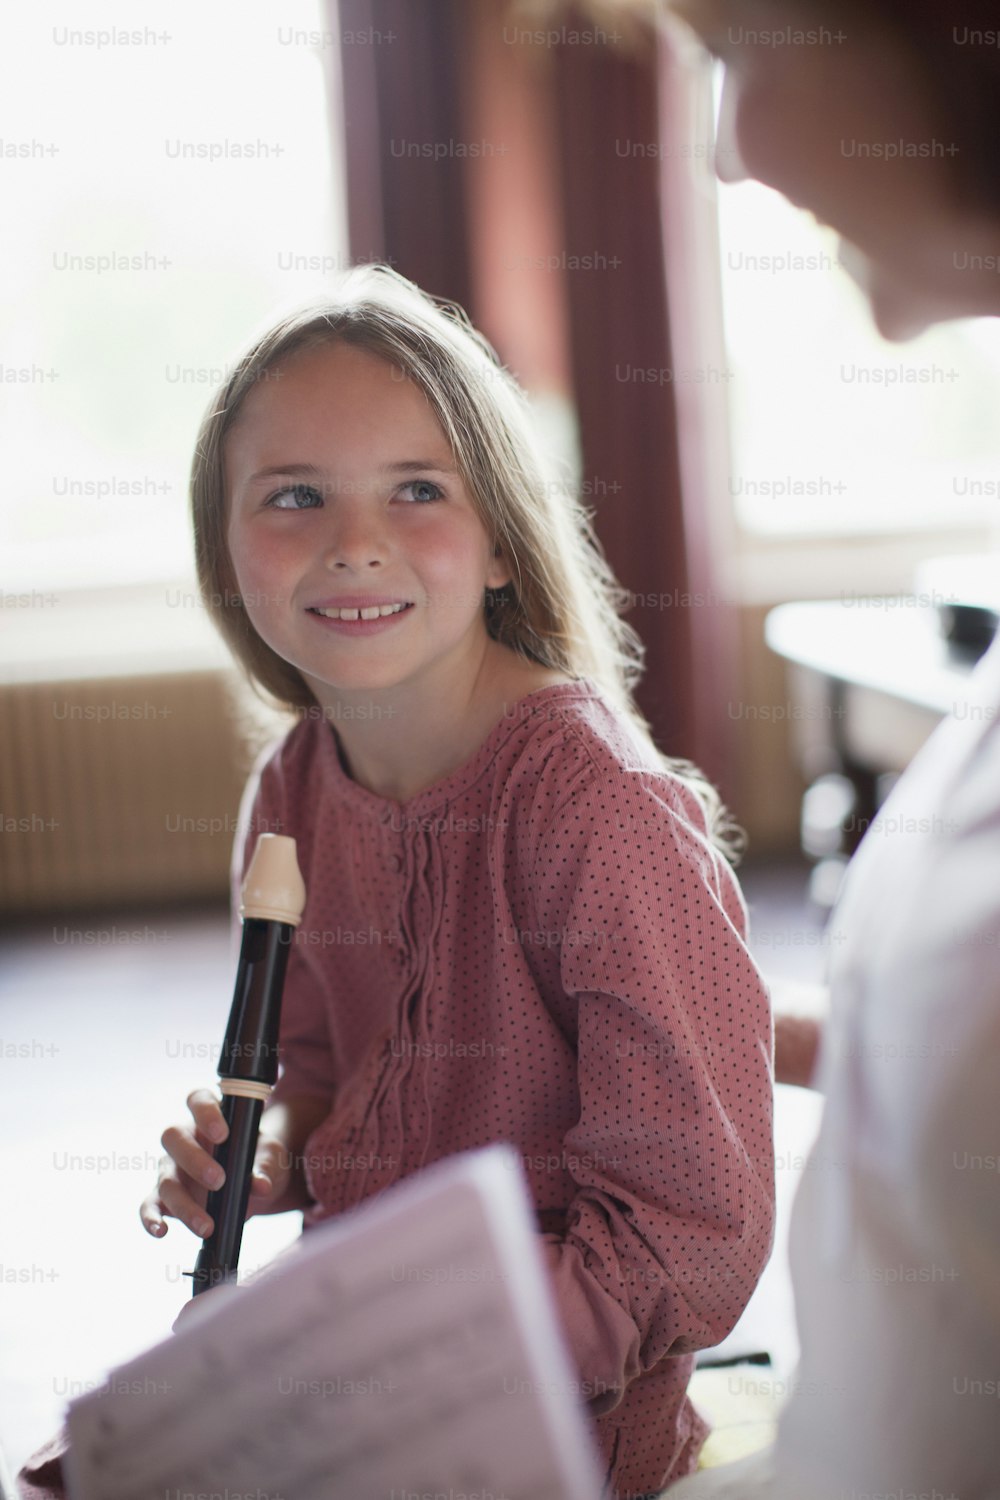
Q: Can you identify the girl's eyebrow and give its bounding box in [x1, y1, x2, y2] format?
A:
[385, 459, 457, 475]
[245, 459, 457, 485]
[245, 462, 327, 486]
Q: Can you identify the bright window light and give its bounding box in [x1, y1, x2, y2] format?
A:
[1, 0, 347, 594]
[711, 71, 1000, 538]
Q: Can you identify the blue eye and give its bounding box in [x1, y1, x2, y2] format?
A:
[267, 483, 323, 510]
[400, 479, 444, 504]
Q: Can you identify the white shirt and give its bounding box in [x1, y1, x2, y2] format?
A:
[776, 631, 1000, 1496]
[671, 632, 1000, 1500]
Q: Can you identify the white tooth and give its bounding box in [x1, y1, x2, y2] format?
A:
[314, 602, 408, 620]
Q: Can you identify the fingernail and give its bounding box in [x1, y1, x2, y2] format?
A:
[207, 1166, 225, 1189]
[195, 1218, 211, 1237]
[209, 1123, 227, 1143]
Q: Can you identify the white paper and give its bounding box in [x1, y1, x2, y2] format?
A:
[64, 1145, 607, 1500]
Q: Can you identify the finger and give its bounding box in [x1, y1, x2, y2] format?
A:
[250, 1137, 293, 1201]
[245, 1187, 269, 1222]
[161, 1126, 226, 1193]
[245, 1138, 290, 1218]
[253, 1136, 289, 1189]
[139, 1191, 169, 1237]
[157, 1175, 214, 1239]
[186, 1087, 228, 1144]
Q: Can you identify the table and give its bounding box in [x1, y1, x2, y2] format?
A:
[764, 599, 982, 902]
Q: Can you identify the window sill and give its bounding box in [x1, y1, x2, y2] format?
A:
[1, 582, 231, 686]
[728, 523, 997, 607]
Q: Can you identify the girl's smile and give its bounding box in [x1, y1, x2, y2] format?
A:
[307, 597, 415, 633]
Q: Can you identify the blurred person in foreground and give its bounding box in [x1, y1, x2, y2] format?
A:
[660, 0, 1000, 1494]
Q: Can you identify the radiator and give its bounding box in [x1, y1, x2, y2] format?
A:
[0, 671, 253, 915]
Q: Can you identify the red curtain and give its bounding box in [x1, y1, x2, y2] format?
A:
[335, 0, 736, 794]
[338, 0, 474, 309]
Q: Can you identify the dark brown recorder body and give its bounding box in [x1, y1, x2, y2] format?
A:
[187, 834, 306, 1296]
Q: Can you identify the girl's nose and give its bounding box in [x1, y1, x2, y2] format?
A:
[714, 68, 751, 185]
[320, 502, 388, 570]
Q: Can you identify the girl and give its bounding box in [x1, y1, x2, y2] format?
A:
[24, 266, 773, 1500]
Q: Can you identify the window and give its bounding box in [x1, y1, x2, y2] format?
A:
[712, 73, 1000, 540]
[2, 0, 346, 595]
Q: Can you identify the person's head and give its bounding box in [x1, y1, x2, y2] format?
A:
[192, 265, 636, 711]
[669, 0, 1000, 337]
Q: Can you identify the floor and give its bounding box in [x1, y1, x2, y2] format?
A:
[0, 858, 827, 1477]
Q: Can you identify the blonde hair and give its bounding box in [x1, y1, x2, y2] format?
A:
[191, 265, 738, 856]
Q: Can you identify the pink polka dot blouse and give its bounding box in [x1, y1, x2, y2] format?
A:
[233, 680, 775, 1498]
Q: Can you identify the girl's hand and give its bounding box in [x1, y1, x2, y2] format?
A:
[773, 1013, 823, 1089]
[139, 1087, 291, 1239]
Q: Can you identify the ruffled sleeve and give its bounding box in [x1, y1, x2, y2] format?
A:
[527, 743, 774, 1416]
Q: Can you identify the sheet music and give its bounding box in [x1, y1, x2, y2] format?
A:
[64, 1146, 606, 1500]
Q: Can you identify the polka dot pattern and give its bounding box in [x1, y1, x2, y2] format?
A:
[233, 681, 775, 1498]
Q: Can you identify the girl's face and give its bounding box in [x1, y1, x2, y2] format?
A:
[224, 341, 511, 704]
[674, 0, 997, 337]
